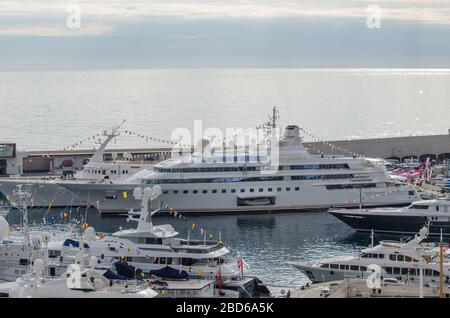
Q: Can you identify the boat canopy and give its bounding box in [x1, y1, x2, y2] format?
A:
[62, 239, 89, 249]
[149, 266, 189, 279]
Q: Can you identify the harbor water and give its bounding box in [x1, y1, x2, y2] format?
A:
[3, 206, 377, 292]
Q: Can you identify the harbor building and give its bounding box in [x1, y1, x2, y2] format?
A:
[304, 131, 450, 163]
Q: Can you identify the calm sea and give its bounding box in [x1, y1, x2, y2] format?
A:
[0, 68, 449, 150]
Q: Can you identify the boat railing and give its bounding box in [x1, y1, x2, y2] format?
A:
[170, 244, 224, 254]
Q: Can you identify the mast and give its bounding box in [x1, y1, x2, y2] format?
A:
[89, 119, 126, 163]
[271, 106, 279, 129]
[12, 185, 32, 247]
[440, 228, 444, 298]
[127, 185, 161, 232]
[359, 187, 363, 210]
[370, 229, 374, 248]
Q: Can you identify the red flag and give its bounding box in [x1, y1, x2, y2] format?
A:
[216, 270, 222, 292]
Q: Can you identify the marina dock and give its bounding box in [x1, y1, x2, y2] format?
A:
[292, 279, 449, 298]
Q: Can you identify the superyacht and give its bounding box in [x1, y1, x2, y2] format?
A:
[0, 121, 155, 208]
[62, 108, 420, 214]
[289, 225, 450, 284]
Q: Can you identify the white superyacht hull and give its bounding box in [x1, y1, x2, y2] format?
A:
[61, 180, 419, 214]
[0, 178, 88, 208]
[290, 262, 445, 285]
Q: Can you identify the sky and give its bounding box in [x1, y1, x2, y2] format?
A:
[0, 0, 450, 70]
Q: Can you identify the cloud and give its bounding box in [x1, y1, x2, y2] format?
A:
[0, 1, 450, 37]
[0, 25, 114, 37]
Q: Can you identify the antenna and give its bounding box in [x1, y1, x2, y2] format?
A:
[11, 185, 33, 247]
[370, 229, 374, 247]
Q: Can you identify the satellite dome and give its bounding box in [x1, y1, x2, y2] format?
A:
[0, 217, 9, 240]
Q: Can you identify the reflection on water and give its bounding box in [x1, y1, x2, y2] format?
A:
[3, 207, 429, 289]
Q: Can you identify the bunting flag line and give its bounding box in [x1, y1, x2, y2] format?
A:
[299, 127, 362, 157]
[160, 200, 224, 241]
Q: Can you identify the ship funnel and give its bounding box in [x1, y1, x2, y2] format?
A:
[196, 139, 210, 154]
[284, 125, 300, 138]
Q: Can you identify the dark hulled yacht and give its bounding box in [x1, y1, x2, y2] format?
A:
[329, 196, 450, 236]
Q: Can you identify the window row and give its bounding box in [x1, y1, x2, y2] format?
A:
[326, 183, 377, 190]
[143, 174, 353, 185]
[161, 187, 302, 195]
[85, 169, 129, 175]
[154, 163, 350, 173]
[384, 267, 439, 277]
[321, 263, 368, 271]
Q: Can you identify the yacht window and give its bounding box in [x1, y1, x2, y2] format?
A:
[277, 188, 282, 192]
[163, 190, 169, 194]
[393, 268, 400, 275]
[146, 238, 162, 244]
[436, 206, 439, 212]
[102, 170, 106, 175]
[221, 189, 227, 193]
[385, 267, 392, 274]
[397, 255, 404, 262]
[19, 259, 29, 266]
[173, 190, 179, 194]
[193, 190, 198, 194]
[286, 187, 291, 191]
[183, 190, 188, 194]
[405, 256, 412, 262]
[320, 264, 329, 268]
[105, 191, 117, 199]
[212, 189, 217, 194]
[401, 268, 409, 275]
[339, 265, 349, 270]
[378, 254, 384, 259]
[412, 205, 429, 210]
[231, 189, 236, 193]
[360, 266, 367, 271]
[389, 255, 396, 261]
[268, 188, 272, 192]
[250, 189, 254, 192]
[240, 189, 245, 193]
[203, 190, 208, 194]
[350, 265, 359, 271]
[361, 253, 369, 258]
[295, 187, 300, 191]
[330, 264, 339, 269]
[259, 188, 263, 192]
